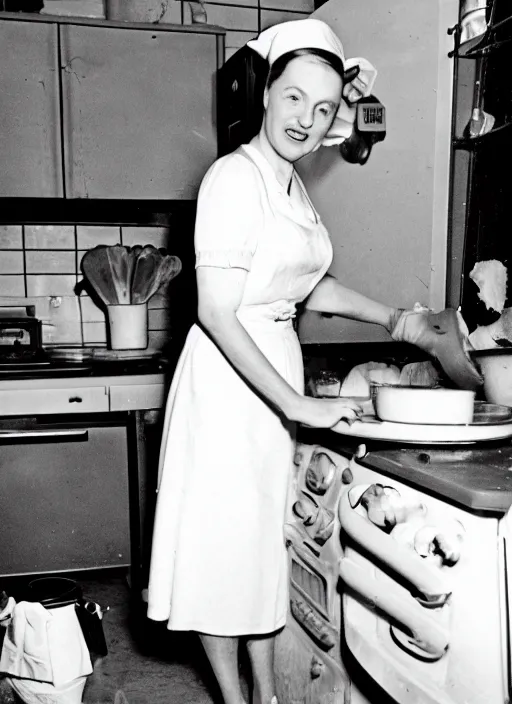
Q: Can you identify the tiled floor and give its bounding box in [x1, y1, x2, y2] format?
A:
[0, 570, 250, 704]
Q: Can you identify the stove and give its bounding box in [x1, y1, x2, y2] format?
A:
[274, 436, 512, 704]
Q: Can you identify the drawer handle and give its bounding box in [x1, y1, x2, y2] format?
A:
[0, 430, 88, 441]
[69, 396, 83, 403]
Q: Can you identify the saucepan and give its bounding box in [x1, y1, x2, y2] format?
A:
[372, 384, 476, 425]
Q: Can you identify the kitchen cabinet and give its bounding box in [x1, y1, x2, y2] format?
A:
[0, 374, 166, 585]
[0, 20, 63, 198]
[0, 13, 224, 200]
[60, 24, 219, 199]
[0, 420, 131, 576]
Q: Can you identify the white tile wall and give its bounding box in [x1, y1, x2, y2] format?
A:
[0, 224, 181, 347]
[0, 277, 25, 297]
[24, 226, 75, 250]
[0, 252, 24, 275]
[0, 227, 22, 249]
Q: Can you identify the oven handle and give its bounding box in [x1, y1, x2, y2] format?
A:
[339, 557, 449, 660]
[338, 490, 450, 602]
[0, 429, 89, 441]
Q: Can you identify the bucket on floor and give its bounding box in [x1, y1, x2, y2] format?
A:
[107, 303, 148, 350]
[27, 577, 109, 658]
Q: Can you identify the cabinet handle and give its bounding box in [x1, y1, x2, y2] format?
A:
[69, 396, 83, 403]
[0, 430, 88, 441]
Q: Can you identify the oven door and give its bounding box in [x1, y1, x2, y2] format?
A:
[339, 458, 507, 704]
[0, 415, 131, 576]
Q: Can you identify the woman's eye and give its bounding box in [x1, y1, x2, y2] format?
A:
[318, 106, 332, 117]
[288, 94, 300, 102]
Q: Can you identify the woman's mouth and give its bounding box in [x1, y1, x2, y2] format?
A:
[285, 128, 308, 142]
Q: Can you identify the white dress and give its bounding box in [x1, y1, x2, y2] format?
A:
[147, 143, 333, 635]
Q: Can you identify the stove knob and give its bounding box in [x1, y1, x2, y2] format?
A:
[310, 656, 325, 679]
[311, 508, 335, 545]
[293, 496, 319, 526]
[293, 448, 304, 466]
[341, 467, 353, 485]
[305, 451, 337, 495]
[354, 444, 367, 459]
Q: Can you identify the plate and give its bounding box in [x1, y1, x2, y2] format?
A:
[331, 401, 512, 444]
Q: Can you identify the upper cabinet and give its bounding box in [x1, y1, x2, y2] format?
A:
[0, 14, 223, 200]
[0, 20, 63, 197]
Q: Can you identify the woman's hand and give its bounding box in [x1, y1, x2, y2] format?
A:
[289, 395, 363, 429]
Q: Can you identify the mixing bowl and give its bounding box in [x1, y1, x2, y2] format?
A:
[374, 385, 476, 425]
[471, 349, 512, 406]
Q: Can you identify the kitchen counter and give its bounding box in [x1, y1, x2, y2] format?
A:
[0, 368, 168, 416]
[300, 427, 512, 515]
[0, 360, 170, 588]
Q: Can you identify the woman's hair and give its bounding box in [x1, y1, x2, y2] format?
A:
[266, 48, 345, 89]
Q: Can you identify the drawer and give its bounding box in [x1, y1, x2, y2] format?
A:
[0, 386, 109, 416]
[109, 383, 166, 411]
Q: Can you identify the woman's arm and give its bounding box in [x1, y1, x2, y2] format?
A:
[197, 267, 362, 428]
[305, 275, 396, 330]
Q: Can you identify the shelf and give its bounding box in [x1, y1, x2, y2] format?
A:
[453, 120, 512, 149]
[452, 35, 512, 58]
[449, 13, 512, 58]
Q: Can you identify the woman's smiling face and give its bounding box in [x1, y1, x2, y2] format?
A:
[263, 54, 343, 163]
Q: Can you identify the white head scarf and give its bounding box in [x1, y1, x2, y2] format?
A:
[247, 18, 377, 146]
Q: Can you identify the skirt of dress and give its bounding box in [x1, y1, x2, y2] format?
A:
[147, 320, 303, 635]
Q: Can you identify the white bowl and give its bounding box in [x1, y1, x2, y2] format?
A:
[374, 385, 476, 425]
[471, 349, 512, 406]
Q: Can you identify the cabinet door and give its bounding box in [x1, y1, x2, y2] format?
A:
[60, 25, 218, 199]
[0, 425, 130, 576]
[0, 19, 63, 197]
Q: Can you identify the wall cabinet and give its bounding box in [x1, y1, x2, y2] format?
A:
[0, 14, 223, 200]
[0, 20, 63, 197]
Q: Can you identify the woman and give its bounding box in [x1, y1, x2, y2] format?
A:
[147, 18, 478, 704]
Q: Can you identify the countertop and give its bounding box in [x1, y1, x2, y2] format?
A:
[299, 427, 512, 515]
[0, 359, 169, 415]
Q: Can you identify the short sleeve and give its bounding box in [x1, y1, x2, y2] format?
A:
[194, 152, 264, 271]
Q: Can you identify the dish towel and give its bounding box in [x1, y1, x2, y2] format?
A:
[0, 601, 92, 686]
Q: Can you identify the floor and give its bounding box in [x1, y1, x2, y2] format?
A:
[0, 569, 251, 704]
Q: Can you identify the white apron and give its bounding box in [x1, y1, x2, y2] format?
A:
[147, 144, 333, 635]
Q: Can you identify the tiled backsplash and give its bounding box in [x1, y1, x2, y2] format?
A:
[0, 224, 180, 349]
